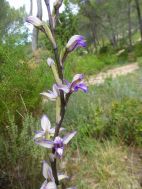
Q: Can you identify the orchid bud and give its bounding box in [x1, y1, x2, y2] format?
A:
[66, 35, 86, 52]
[26, 16, 43, 27]
[47, 58, 61, 84]
[47, 58, 55, 67]
[53, 0, 63, 10]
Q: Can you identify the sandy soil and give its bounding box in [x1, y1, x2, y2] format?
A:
[86, 63, 139, 86]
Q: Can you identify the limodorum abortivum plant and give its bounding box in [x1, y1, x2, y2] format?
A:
[26, 0, 87, 188]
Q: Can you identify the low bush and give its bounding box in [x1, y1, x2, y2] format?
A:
[0, 114, 44, 189]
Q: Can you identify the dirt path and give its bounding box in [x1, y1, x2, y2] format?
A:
[86, 63, 139, 85]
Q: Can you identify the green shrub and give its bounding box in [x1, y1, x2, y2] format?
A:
[133, 42, 142, 57]
[0, 114, 45, 189]
[105, 99, 142, 145]
[99, 46, 109, 54]
[0, 58, 53, 126]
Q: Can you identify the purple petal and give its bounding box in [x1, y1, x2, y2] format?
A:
[63, 131, 77, 145]
[63, 79, 71, 87]
[34, 130, 45, 140]
[42, 161, 50, 179]
[41, 115, 51, 131]
[36, 139, 54, 148]
[49, 127, 65, 134]
[56, 147, 64, 158]
[72, 74, 84, 83]
[53, 137, 64, 158]
[40, 181, 57, 189]
[40, 92, 57, 101]
[52, 84, 59, 96]
[76, 40, 86, 48]
[66, 35, 86, 52]
[46, 182, 57, 189]
[42, 161, 54, 181]
[54, 136, 63, 148]
[47, 58, 55, 67]
[74, 83, 88, 93]
[57, 84, 70, 93]
[49, 127, 55, 134]
[40, 180, 48, 189]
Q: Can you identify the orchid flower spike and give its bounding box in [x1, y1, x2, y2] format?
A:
[34, 115, 65, 140]
[36, 131, 77, 158]
[40, 84, 59, 101]
[66, 35, 86, 52]
[26, 16, 43, 27]
[58, 74, 88, 94]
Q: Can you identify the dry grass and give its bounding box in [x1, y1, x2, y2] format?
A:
[65, 140, 140, 189]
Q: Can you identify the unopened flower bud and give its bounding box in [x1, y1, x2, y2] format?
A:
[54, 0, 63, 10]
[26, 16, 43, 27]
[47, 58, 61, 84]
[47, 58, 55, 67]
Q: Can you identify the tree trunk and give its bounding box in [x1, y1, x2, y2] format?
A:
[29, 0, 33, 15]
[107, 14, 117, 48]
[91, 26, 98, 52]
[32, 0, 42, 62]
[135, 0, 142, 42]
[128, 0, 132, 48]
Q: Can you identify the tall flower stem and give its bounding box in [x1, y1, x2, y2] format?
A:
[44, 0, 63, 80]
[44, 0, 66, 186]
[44, 0, 54, 35]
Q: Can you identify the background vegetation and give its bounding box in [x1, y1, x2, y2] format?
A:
[1, 0, 142, 188]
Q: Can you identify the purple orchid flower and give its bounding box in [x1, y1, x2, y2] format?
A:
[58, 74, 88, 94]
[40, 84, 59, 101]
[34, 115, 65, 140]
[66, 35, 86, 52]
[61, 35, 86, 65]
[35, 131, 77, 158]
[40, 161, 56, 189]
[41, 161, 71, 189]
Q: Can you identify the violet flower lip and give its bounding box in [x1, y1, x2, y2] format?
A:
[66, 35, 86, 52]
[35, 131, 77, 158]
[57, 74, 88, 93]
